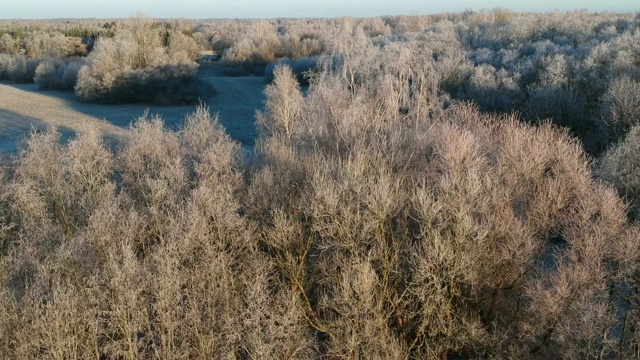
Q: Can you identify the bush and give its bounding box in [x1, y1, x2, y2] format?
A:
[216, 19, 327, 76]
[221, 38, 275, 75]
[596, 124, 640, 219]
[264, 56, 319, 84]
[0, 107, 318, 358]
[600, 76, 640, 132]
[34, 57, 85, 90]
[222, 20, 284, 68]
[0, 33, 20, 54]
[74, 17, 207, 105]
[0, 54, 40, 83]
[23, 31, 86, 58]
[76, 64, 211, 104]
[167, 31, 200, 63]
[247, 55, 640, 358]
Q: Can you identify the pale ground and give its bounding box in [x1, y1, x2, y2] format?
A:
[204, 74, 264, 148]
[0, 68, 265, 154]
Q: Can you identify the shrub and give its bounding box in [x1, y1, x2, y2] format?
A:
[34, 57, 85, 90]
[264, 56, 319, 84]
[76, 63, 210, 104]
[74, 17, 207, 105]
[0, 106, 319, 358]
[462, 64, 524, 112]
[167, 31, 200, 63]
[246, 47, 640, 357]
[220, 20, 285, 70]
[0, 54, 40, 82]
[257, 65, 304, 142]
[222, 38, 261, 66]
[596, 124, 640, 219]
[216, 19, 328, 76]
[23, 31, 85, 58]
[0, 33, 19, 54]
[600, 76, 640, 132]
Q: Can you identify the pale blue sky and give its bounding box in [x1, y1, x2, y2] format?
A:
[2, 0, 638, 19]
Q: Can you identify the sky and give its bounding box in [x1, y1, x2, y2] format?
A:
[2, 0, 638, 19]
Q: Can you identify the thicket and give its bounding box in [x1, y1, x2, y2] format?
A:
[597, 124, 640, 220]
[193, 18, 328, 75]
[73, 17, 209, 105]
[202, 10, 639, 153]
[0, 54, 40, 82]
[264, 56, 319, 84]
[435, 10, 640, 153]
[33, 56, 86, 90]
[2, 10, 640, 357]
[186, 10, 640, 150]
[0, 17, 207, 105]
[2, 11, 640, 114]
[0, 26, 89, 83]
[3, 9, 640, 355]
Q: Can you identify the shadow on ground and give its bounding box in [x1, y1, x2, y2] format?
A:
[4, 67, 265, 151]
[0, 108, 75, 154]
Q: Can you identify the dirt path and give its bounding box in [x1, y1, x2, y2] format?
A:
[0, 74, 265, 153]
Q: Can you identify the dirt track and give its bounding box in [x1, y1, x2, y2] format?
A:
[0, 73, 265, 153]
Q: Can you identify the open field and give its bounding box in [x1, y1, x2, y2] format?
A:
[0, 83, 126, 152]
[0, 68, 264, 153]
[201, 69, 264, 148]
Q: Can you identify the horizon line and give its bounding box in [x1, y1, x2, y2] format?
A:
[1, 8, 638, 21]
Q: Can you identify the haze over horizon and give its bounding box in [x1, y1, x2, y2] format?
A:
[3, 0, 638, 19]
